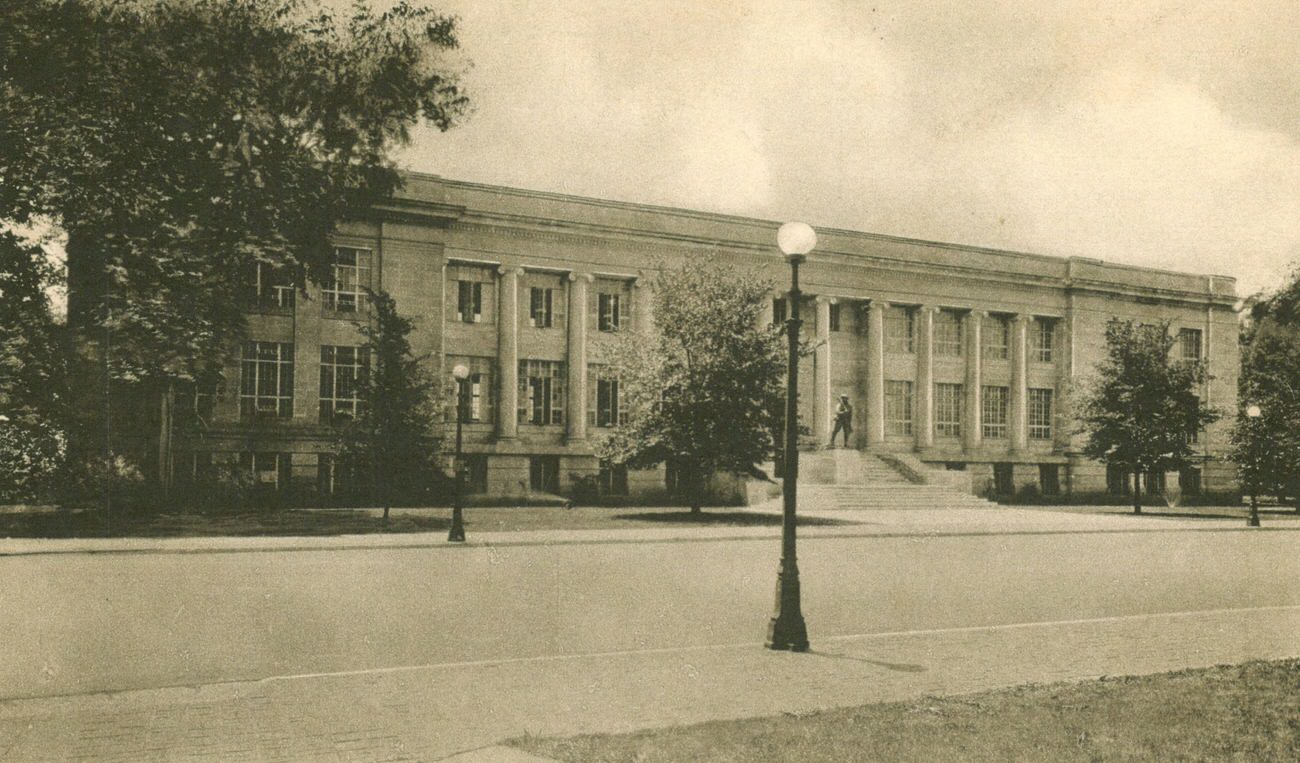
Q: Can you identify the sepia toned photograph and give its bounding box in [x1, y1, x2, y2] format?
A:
[1, 1, 1298, 760]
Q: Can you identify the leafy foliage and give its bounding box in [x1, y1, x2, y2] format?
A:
[1079, 319, 1219, 511]
[1233, 274, 1300, 504]
[597, 259, 785, 511]
[0, 0, 468, 477]
[335, 290, 443, 512]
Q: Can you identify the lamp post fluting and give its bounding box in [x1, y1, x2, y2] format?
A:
[767, 221, 816, 652]
[1246, 404, 1262, 528]
[448, 364, 470, 542]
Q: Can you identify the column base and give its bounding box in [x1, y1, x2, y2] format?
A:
[766, 567, 810, 652]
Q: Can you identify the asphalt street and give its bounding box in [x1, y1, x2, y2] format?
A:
[3, 528, 1298, 701]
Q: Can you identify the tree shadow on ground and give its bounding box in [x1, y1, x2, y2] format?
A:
[0, 510, 450, 538]
[611, 511, 861, 527]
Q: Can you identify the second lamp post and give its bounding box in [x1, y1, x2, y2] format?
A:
[767, 221, 816, 652]
[448, 363, 469, 542]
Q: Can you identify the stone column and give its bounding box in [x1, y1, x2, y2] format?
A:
[635, 276, 655, 334]
[814, 296, 834, 444]
[866, 300, 887, 447]
[916, 306, 936, 450]
[759, 291, 775, 328]
[1010, 313, 1031, 452]
[497, 266, 522, 440]
[566, 272, 591, 443]
[964, 310, 985, 451]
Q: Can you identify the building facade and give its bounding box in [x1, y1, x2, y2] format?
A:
[176, 172, 1240, 502]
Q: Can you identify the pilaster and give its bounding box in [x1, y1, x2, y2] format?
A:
[814, 296, 834, 443]
[497, 266, 523, 440]
[965, 310, 985, 451]
[866, 300, 887, 447]
[566, 272, 592, 442]
[916, 305, 936, 449]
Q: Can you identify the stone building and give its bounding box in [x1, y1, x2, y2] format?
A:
[176, 172, 1240, 502]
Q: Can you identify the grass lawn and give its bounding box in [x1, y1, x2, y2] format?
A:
[0, 505, 859, 538]
[510, 660, 1300, 762]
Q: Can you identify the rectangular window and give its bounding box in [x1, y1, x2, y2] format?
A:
[177, 374, 223, 422]
[773, 298, 787, 324]
[240, 341, 293, 418]
[598, 292, 622, 332]
[885, 306, 915, 354]
[463, 454, 488, 494]
[993, 463, 1014, 496]
[981, 385, 1008, 439]
[1038, 464, 1060, 496]
[983, 315, 1010, 360]
[829, 303, 842, 332]
[934, 382, 963, 438]
[1187, 395, 1200, 444]
[885, 380, 913, 436]
[239, 451, 289, 492]
[588, 366, 620, 428]
[322, 246, 371, 313]
[1107, 463, 1131, 496]
[1179, 467, 1201, 496]
[598, 460, 629, 496]
[1028, 388, 1053, 440]
[249, 261, 295, 309]
[450, 356, 494, 424]
[319, 345, 368, 424]
[933, 310, 963, 356]
[1178, 328, 1203, 361]
[529, 286, 555, 328]
[529, 455, 559, 493]
[1033, 318, 1055, 363]
[457, 280, 483, 323]
[518, 359, 566, 425]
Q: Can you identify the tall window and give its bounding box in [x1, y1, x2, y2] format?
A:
[249, 261, 295, 309]
[177, 374, 223, 422]
[240, 341, 293, 418]
[598, 460, 629, 496]
[933, 310, 963, 356]
[1033, 318, 1055, 363]
[773, 297, 787, 324]
[598, 292, 622, 332]
[519, 359, 566, 425]
[529, 286, 555, 328]
[1039, 464, 1060, 496]
[322, 246, 371, 313]
[885, 306, 914, 354]
[451, 356, 494, 424]
[829, 302, 842, 332]
[1187, 394, 1200, 444]
[982, 315, 1010, 360]
[1106, 463, 1131, 495]
[529, 455, 559, 492]
[1028, 388, 1053, 440]
[458, 280, 483, 323]
[448, 264, 492, 324]
[885, 380, 913, 436]
[588, 365, 620, 427]
[1178, 328, 1203, 361]
[934, 382, 963, 437]
[319, 345, 368, 424]
[981, 385, 1008, 439]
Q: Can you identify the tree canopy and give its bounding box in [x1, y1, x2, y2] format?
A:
[1079, 319, 1219, 512]
[0, 0, 468, 381]
[597, 259, 785, 512]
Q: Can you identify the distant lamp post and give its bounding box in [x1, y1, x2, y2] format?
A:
[767, 221, 815, 652]
[1245, 404, 1262, 528]
[448, 363, 470, 542]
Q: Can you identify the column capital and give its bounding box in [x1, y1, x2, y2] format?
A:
[868, 299, 890, 312]
[498, 265, 526, 277]
[969, 309, 989, 320]
[1013, 312, 1036, 325]
[567, 271, 594, 283]
[816, 294, 836, 305]
[920, 304, 942, 315]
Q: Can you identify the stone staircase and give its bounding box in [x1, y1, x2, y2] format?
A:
[795, 449, 996, 511]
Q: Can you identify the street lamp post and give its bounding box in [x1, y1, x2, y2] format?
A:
[448, 364, 470, 542]
[767, 221, 815, 652]
[1246, 404, 1262, 528]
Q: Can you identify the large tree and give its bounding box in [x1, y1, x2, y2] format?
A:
[0, 0, 467, 486]
[1232, 273, 1300, 509]
[598, 259, 785, 513]
[0, 230, 67, 501]
[335, 290, 442, 521]
[1079, 319, 1220, 513]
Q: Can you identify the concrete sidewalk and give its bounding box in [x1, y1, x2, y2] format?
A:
[2, 605, 1297, 761]
[3, 504, 1295, 558]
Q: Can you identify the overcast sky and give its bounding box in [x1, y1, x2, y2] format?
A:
[399, 0, 1300, 297]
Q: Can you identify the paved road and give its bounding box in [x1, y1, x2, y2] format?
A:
[3, 527, 1298, 701]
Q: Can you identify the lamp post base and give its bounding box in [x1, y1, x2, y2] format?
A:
[765, 568, 809, 652]
[448, 507, 466, 542]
